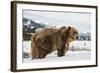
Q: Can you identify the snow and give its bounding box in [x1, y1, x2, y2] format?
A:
[23, 51, 91, 63]
[69, 41, 91, 51]
[22, 41, 91, 63]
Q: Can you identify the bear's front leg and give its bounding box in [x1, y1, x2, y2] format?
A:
[57, 44, 69, 57]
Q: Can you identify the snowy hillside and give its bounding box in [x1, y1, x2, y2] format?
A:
[22, 41, 91, 63]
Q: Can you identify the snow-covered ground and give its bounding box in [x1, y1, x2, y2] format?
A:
[22, 41, 91, 63]
[69, 41, 91, 51]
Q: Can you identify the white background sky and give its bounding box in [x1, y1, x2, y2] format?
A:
[23, 10, 91, 32]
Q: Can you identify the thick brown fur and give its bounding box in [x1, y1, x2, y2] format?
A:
[31, 26, 78, 59]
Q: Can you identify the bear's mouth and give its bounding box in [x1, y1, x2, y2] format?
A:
[68, 37, 75, 43]
[71, 37, 75, 40]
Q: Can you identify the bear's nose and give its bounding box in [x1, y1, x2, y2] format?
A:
[76, 36, 79, 40]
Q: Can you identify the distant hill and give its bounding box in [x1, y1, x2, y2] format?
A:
[78, 32, 91, 41]
[23, 18, 52, 40]
[23, 18, 46, 29]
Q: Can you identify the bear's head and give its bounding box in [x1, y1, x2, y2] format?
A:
[67, 26, 79, 42]
[62, 26, 79, 43]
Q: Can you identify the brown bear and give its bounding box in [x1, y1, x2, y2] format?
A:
[31, 26, 78, 59]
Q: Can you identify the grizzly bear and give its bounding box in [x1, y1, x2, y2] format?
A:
[31, 26, 78, 59]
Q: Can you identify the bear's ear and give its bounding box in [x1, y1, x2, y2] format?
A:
[61, 26, 71, 38]
[62, 26, 71, 34]
[67, 26, 71, 30]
